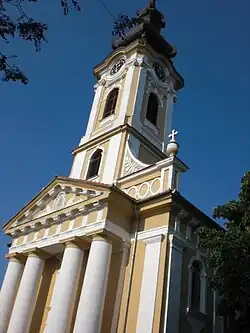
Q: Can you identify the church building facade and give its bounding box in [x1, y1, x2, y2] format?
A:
[0, 2, 222, 333]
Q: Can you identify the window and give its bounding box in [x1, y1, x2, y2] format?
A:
[103, 88, 119, 119]
[146, 93, 158, 126]
[86, 149, 102, 179]
[190, 261, 202, 310]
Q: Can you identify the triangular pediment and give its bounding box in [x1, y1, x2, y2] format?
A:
[3, 176, 111, 234]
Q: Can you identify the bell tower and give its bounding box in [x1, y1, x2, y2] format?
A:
[69, 1, 184, 184]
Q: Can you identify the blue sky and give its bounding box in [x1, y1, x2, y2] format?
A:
[0, 0, 249, 282]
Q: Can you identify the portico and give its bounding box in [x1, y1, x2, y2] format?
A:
[1, 233, 117, 333]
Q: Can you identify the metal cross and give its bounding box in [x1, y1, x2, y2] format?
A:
[168, 129, 178, 141]
[149, 0, 156, 7]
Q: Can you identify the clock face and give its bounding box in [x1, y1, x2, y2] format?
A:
[110, 59, 125, 75]
[153, 63, 166, 82]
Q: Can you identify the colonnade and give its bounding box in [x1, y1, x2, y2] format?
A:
[0, 235, 112, 333]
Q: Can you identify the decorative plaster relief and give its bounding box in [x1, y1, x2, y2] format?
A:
[124, 177, 162, 200]
[122, 145, 148, 177]
[14, 187, 100, 227]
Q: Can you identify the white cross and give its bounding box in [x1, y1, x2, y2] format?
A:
[168, 129, 178, 141]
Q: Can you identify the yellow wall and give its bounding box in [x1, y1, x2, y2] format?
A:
[101, 248, 123, 333]
[30, 257, 61, 333]
[139, 209, 170, 232]
[117, 240, 145, 332]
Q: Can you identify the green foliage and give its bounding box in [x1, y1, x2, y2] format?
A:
[112, 13, 141, 39]
[0, 0, 80, 84]
[198, 172, 250, 332]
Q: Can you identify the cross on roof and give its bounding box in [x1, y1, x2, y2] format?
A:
[168, 129, 178, 142]
[149, 0, 156, 8]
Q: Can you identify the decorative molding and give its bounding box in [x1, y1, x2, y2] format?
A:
[135, 226, 169, 241]
[8, 218, 130, 255]
[9, 188, 103, 238]
[147, 68, 171, 91]
[124, 155, 143, 174]
[122, 145, 148, 176]
[124, 176, 162, 200]
[143, 234, 164, 245]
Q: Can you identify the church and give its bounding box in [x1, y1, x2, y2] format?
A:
[0, 1, 223, 333]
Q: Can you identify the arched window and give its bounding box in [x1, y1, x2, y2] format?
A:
[86, 149, 102, 179]
[187, 258, 207, 314]
[146, 93, 158, 126]
[190, 261, 202, 310]
[103, 88, 119, 119]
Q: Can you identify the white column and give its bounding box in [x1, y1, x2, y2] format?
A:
[73, 235, 112, 333]
[136, 234, 163, 333]
[7, 251, 45, 333]
[164, 234, 185, 333]
[0, 255, 25, 333]
[46, 240, 84, 333]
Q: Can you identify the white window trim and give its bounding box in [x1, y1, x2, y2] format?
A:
[99, 113, 115, 125]
[83, 146, 104, 181]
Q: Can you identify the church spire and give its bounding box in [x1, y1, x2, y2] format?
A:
[112, 0, 178, 60]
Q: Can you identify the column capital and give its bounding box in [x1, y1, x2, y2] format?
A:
[23, 247, 50, 259]
[92, 234, 111, 244]
[5, 253, 26, 264]
[60, 236, 90, 249]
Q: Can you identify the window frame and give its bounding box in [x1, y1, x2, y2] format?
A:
[187, 257, 207, 314]
[86, 149, 103, 180]
[145, 92, 159, 127]
[102, 88, 119, 119]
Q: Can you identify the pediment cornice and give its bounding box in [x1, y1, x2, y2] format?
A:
[3, 176, 111, 235]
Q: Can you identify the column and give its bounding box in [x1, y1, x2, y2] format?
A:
[7, 250, 45, 333]
[0, 254, 25, 333]
[164, 234, 185, 333]
[136, 234, 164, 333]
[46, 240, 84, 333]
[73, 235, 112, 333]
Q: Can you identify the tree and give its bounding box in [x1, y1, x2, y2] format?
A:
[198, 171, 250, 333]
[0, 0, 80, 84]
